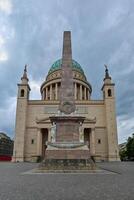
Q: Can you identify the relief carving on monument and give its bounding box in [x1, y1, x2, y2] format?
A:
[79, 122, 84, 142]
[50, 122, 56, 142]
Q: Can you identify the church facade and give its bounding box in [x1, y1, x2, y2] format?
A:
[12, 32, 120, 162]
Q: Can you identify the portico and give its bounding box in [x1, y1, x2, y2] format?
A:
[36, 116, 96, 161]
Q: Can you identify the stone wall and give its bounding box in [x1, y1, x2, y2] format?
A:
[23, 100, 109, 162]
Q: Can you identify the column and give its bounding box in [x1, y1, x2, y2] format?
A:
[80, 84, 82, 100]
[50, 84, 52, 100]
[79, 123, 84, 142]
[46, 87, 48, 100]
[37, 129, 42, 156]
[90, 128, 95, 155]
[87, 90, 90, 100]
[55, 83, 58, 100]
[84, 87, 87, 100]
[48, 128, 51, 142]
[42, 90, 45, 100]
[75, 82, 77, 100]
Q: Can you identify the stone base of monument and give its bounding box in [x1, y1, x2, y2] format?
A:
[39, 142, 96, 171]
[39, 158, 96, 171]
[39, 115, 97, 172]
[45, 142, 90, 159]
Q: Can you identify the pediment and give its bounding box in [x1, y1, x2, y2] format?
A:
[36, 117, 50, 124]
[84, 117, 96, 123]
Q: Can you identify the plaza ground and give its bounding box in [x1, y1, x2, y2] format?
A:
[0, 162, 133, 200]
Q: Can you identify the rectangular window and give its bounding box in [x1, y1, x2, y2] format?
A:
[31, 139, 34, 144]
[98, 139, 101, 144]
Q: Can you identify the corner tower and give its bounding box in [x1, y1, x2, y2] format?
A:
[102, 65, 120, 161]
[12, 65, 31, 162]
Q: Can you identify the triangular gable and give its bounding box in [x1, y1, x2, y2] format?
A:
[84, 117, 96, 124]
[36, 117, 50, 124]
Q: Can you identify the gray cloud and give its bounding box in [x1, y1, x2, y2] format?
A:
[0, 0, 134, 143]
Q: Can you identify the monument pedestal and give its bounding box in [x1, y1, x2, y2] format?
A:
[50, 116, 85, 142]
[45, 141, 90, 159]
[40, 116, 95, 170]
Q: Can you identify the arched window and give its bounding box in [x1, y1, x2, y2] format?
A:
[20, 89, 25, 97]
[108, 89, 112, 97]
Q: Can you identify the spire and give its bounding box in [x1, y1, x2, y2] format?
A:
[104, 64, 111, 80]
[21, 64, 29, 82]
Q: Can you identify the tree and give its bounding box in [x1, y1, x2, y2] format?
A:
[119, 149, 127, 161]
[126, 134, 134, 160]
[119, 133, 134, 161]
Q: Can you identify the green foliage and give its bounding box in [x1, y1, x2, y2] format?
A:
[126, 134, 134, 159]
[120, 133, 134, 161]
[119, 149, 127, 161]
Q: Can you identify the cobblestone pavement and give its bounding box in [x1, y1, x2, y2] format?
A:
[0, 162, 133, 200]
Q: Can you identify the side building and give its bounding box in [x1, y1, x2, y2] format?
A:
[0, 132, 13, 161]
[12, 32, 120, 162]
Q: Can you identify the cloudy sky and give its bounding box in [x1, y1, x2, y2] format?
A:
[0, 0, 134, 143]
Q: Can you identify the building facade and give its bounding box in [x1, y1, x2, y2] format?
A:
[0, 132, 13, 161]
[12, 32, 120, 162]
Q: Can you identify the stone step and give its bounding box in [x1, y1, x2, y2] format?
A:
[39, 158, 96, 170]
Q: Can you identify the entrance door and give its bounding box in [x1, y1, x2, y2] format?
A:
[84, 128, 91, 148]
[41, 128, 48, 159]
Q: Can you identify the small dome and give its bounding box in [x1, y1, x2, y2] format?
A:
[48, 59, 85, 75]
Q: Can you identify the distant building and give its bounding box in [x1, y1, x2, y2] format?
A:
[12, 31, 120, 162]
[0, 132, 13, 161]
[119, 142, 127, 151]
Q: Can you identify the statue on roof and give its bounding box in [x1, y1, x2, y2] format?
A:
[104, 64, 111, 79]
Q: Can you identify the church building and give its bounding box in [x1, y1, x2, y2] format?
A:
[12, 31, 120, 162]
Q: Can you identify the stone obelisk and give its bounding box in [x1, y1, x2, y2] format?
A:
[59, 31, 75, 114]
[43, 32, 92, 170]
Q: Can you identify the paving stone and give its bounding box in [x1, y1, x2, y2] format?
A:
[0, 162, 134, 200]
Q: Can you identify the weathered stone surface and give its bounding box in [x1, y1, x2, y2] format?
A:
[50, 116, 85, 142]
[59, 31, 75, 114]
[45, 149, 90, 159]
[40, 158, 95, 170]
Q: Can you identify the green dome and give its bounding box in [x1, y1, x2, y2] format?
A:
[48, 59, 85, 75]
